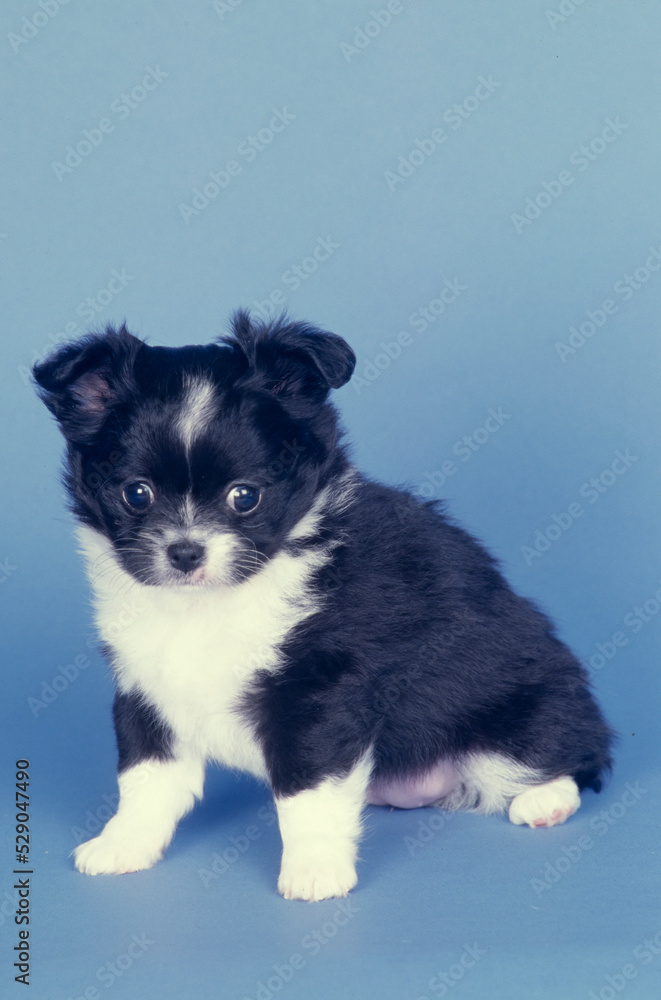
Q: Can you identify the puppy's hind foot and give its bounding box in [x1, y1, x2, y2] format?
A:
[508, 776, 580, 829]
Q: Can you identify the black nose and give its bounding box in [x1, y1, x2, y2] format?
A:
[167, 540, 206, 573]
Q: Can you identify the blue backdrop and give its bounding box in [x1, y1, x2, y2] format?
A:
[2, 2, 660, 998]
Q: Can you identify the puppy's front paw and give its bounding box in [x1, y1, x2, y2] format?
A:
[509, 776, 580, 829]
[73, 831, 163, 875]
[278, 848, 357, 902]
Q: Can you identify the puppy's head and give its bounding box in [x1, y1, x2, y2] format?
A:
[33, 312, 355, 587]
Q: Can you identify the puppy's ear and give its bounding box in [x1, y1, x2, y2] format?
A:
[226, 311, 356, 402]
[33, 325, 142, 444]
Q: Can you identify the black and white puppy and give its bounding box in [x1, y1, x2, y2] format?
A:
[33, 313, 613, 901]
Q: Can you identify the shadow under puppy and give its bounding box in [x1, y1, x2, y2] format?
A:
[33, 313, 613, 901]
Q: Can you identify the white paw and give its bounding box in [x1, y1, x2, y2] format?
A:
[73, 830, 163, 875]
[278, 848, 357, 902]
[509, 776, 580, 829]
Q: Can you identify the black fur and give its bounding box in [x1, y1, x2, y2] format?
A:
[113, 690, 174, 773]
[243, 478, 612, 796]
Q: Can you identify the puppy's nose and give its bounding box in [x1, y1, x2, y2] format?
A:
[167, 539, 206, 573]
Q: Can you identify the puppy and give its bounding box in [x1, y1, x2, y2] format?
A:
[33, 313, 613, 901]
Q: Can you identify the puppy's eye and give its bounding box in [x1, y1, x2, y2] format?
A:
[122, 481, 155, 510]
[227, 484, 261, 515]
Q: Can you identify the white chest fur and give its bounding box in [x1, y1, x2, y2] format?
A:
[77, 526, 325, 777]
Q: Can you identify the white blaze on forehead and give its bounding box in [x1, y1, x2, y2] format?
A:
[177, 377, 217, 450]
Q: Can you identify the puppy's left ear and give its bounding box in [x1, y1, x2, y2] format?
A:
[228, 311, 356, 402]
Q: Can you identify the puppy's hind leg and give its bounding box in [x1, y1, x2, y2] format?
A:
[275, 755, 372, 902]
[508, 775, 580, 829]
[441, 752, 580, 829]
[74, 755, 205, 875]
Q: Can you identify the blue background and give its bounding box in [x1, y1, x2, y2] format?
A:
[2, 1, 660, 998]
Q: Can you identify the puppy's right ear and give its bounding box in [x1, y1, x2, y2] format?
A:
[32, 326, 142, 444]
